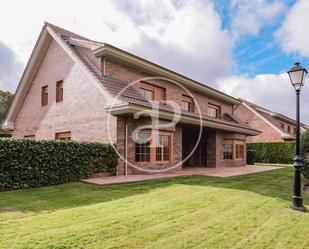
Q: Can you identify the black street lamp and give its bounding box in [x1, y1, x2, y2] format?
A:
[287, 62, 307, 212]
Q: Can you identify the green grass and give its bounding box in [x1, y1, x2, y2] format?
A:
[1, 167, 309, 249]
[255, 162, 293, 167]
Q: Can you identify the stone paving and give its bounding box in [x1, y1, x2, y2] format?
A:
[81, 165, 283, 186]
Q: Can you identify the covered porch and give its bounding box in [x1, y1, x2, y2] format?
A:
[111, 105, 260, 175]
[181, 124, 248, 168]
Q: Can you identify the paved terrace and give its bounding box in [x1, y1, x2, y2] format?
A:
[81, 165, 283, 186]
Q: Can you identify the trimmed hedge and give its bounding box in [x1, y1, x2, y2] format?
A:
[301, 130, 309, 181]
[247, 142, 295, 164]
[0, 133, 11, 138]
[0, 138, 118, 191]
[246, 150, 255, 165]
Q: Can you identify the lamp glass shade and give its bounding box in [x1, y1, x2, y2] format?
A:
[287, 63, 307, 90]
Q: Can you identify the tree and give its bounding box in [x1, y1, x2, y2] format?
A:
[0, 90, 14, 125]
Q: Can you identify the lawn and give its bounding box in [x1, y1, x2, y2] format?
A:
[1, 167, 309, 249]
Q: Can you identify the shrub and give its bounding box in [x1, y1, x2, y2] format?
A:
[300, 130, 309, 155]
[0, 133, 11, 138]
[246, 150, 255, 165]
[0, 138, 118, 191]
[247, 142, 295, 164]
[300, 130, 309, 181]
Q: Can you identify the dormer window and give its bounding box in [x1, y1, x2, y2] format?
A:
[208, 103, 221, 118]
[181, 95, 194, 112]
[138, 82, 166, 101]
[139, 88, 154, 101]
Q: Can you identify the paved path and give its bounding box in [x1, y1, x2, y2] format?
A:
[81, 165, 283, 186]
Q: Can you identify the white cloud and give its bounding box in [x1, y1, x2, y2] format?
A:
[276, 0, 309, 57]
[2, 0, 305, 131]
[0, 41, 23, 92]
[217, 73, 309, 123]
[114, 0, 233, 83]
[0, 0, 234, 91]
[0, 0, 140, 66]
[230, 0, 285, 39]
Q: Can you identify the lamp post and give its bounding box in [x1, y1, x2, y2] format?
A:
[287, 62, 307, 212]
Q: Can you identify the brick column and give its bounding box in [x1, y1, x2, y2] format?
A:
[116, 117, 126, 176]
[207, 132, 217, 167]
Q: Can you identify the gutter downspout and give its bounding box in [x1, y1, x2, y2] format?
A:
[125, 116, 131, 176]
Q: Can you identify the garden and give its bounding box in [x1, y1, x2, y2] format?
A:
[0, 133, 309, 248]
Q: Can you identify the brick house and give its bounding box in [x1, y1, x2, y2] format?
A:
[2, 23, 260, 175]
[235, 98, 309, 143]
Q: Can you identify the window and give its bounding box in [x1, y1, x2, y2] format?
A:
[223, 140, 245, 160]
[56, 80, 63, 103]
[208, 103, 221, 118]
[24, 135, 35, 140]
[135, 131, 151, 162]
[287, 125, 291, 133]
[181, 95, 194, 112]
[155, 132, 171, 162]
[135, 130, 172, 163]
[55, 132, 71, 140]
[235, 143, 244, 159]
[223, 143, 233, 159]
[294, 127, 296, 134]
[41, 85, 48, 106]
[138, 82, 166, 101]
[280, 123, 285, 130]
[139, 88, 154, 101]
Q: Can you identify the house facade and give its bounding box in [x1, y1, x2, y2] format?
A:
[235, 99, 308, 143]
[2, 23, 260, 175]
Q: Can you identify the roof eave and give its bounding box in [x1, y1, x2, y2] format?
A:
[105, 104, 260, 136]
[2, 25, 52, 130]
[272, 113, 308, 128]
[93, 46, 241, 106]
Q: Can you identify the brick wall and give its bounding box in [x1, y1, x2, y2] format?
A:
[206, 131, 247, 167]
[106, 59, 248, 172]
[116, 116, 183, 175]
[234, 104, 284, 142]
[116, 117, 247, 175]
[12, 38, 249, 175]
[13, 39, 116, 143]
[105, 59, 233, 117]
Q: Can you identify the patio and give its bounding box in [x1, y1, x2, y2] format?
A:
[81, 165, 283, 186]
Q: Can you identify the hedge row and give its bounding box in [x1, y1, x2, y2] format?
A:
[0, 133, 11, 138]
[0, 138, 118, 191]
[301, 131, 309, 181]
[247, 142, 295, 164]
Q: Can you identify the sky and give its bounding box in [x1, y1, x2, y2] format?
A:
[0, 0, 309, 122]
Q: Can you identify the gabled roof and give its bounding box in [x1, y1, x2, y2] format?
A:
[49, 22, 241, 105]
[239, 98, 308, 139]
[2, 22, 260, 136]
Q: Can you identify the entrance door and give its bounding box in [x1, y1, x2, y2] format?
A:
[182, 127, 207, 167]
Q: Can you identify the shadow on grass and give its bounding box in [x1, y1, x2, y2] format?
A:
[0, 167, 307, 213]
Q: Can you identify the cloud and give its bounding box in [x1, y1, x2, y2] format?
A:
[0, 41, 23, 92]
[276, 0, 309, 57]
[113, 0, 233, 84]
[0, 0, 235, 89]
[217, 73, 309, 123]
[230, 0, 285, 39]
